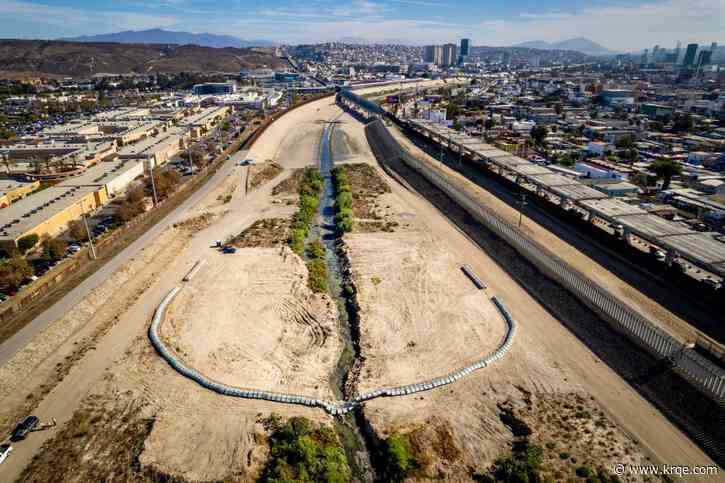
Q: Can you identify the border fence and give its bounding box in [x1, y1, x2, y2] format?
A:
[364, 118, 725, 405]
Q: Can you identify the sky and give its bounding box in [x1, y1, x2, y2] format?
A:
[0, 0, 722, 50]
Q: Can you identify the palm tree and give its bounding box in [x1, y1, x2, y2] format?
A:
[651, 158, 683, 190]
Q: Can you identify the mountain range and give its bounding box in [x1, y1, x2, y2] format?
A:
[0, 40, 284, 78]
[60, 28, 276, 49]
[513, 38, 618, 56]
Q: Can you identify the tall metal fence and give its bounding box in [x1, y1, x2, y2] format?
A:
[365, 118, 725, 405]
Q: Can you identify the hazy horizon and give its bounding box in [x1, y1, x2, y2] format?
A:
[0, 0, 722, 51]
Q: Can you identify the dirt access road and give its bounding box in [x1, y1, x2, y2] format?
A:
[0, 82, 449, 481]
[1, 82, 715, 480]
[328, 110, 717, 473]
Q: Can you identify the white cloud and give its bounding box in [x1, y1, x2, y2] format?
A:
[0, 0, 179, 37]
[1, 0, 721, 49]
[475, 0, 725, 50]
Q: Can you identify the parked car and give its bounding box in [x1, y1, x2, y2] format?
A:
[0, 444, 12, 465]
[10, 416, 39, 442]
[222, 246, 237, 254]
[702, 278, 721, 290]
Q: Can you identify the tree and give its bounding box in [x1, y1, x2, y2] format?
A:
[484, 118, 496, 131]
[17, 234, 39, 254]
[652, 158, 683, 190]
[43, 238, 67, 261]
[148, 169, 181, 200]
[0, 256, 33, 290]
[68, 219, 89, 242]
[530, 125, 548, 146]
[672, 113, 693, 133]
[615, 135, 635, 150]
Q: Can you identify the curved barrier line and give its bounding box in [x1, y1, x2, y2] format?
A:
[150, 287, 516, 416]
[362, 117, 725, 405]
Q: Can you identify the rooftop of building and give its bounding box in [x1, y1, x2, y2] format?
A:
[56, 158, 143, 188]
[0, 185, 99, 240]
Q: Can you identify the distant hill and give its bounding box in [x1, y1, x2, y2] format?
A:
[0, 40, 285, 78]
[60, 28, 275, 49]
[514, 38, 617, 56]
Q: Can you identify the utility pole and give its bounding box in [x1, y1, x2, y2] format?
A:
[149, 165, 159, 206]
[187, 127, 194, 175]
[518, 194, 527, 228]
[81, 200, 96, 260]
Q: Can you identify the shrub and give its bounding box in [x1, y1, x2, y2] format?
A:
[382, 433, 418, 482]
[287, 168, 322, 255]
[307, 239, 326, 260]
[576, 466, 592, 478]
[494, 443, 544, 483]
[260, 416, 350, 483]
[307, 258, 328, 293]
[17, 234, 39, 253]
[43, 238, 67, 261]
[0, 256, 33, 290]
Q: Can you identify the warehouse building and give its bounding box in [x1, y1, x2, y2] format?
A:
[0, 179, 40, 208]
[117, 129, 186, 170]
[56, 158, 145, 198]
[0, 185, 107, 249]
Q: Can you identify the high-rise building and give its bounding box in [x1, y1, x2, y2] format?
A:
[683, 43, 698, 66]
[424, 45, 443, 65]
[460, 38, 470, 56]
[442, 43, 458, 67]
[710, 42, 719, 63]
[459, 38, 470, 65]
[651, 45, 659, 63]
[697, 50, 712, 66]
[674, 41, 682, 63]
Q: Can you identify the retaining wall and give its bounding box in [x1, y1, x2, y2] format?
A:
[363, 118, 725, 405]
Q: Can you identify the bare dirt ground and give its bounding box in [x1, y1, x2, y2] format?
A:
[248, 161, 284, 190]
[161, 247, 342, 399]
[229, 218, 290, 248]
[388, 126, 700, 346]
[0, 90, 362, 481]
[1, 81, 716, 482]
[329, 110, 717, 479]
[348, 230, 505, 390]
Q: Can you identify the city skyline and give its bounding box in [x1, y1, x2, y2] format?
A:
[0, 0, 723, 50]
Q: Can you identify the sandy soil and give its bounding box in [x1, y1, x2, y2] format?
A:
[161, 247, 341, 399]
[389, 126, 702, 346]
[349, 230, 505, 390]
[329, 110, 717, 478]
[1, 80, 717, 482]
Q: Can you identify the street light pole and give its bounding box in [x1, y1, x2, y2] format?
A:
[518, 193, 527, 228]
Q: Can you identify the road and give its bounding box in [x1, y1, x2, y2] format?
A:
[0, 148, 248, 367]
[2, 82, 716, 480]
[401, 128, 723, 346]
